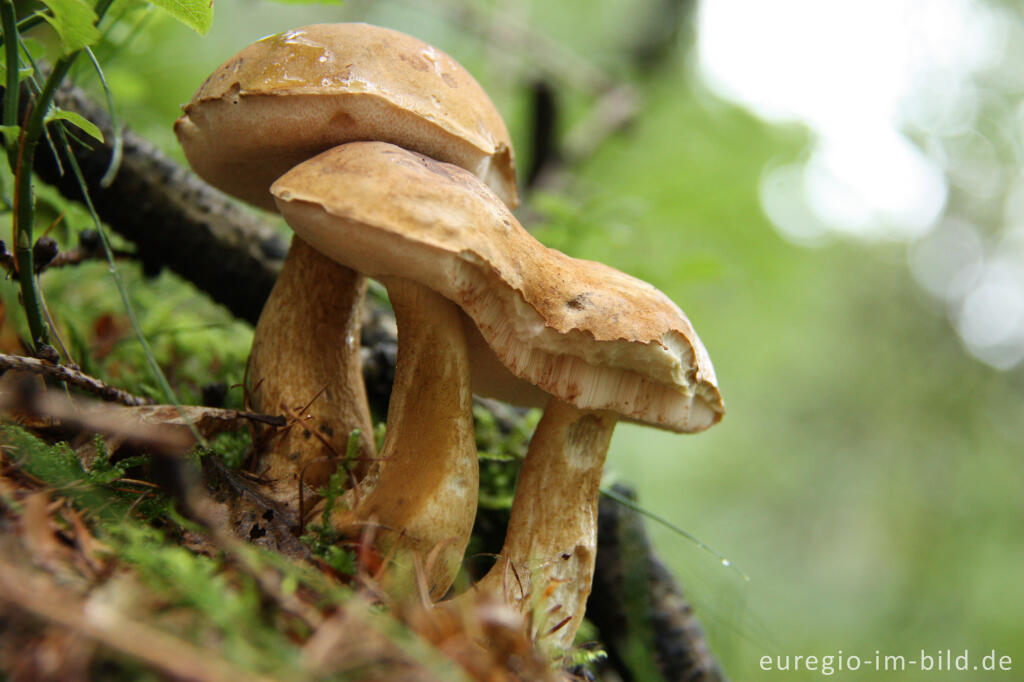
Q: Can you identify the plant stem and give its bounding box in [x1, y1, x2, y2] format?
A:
[0, 14, 44, 50]
[6, 0, 114, 352]
[1, 1, 19, 141]
[12, 56, 76, 350]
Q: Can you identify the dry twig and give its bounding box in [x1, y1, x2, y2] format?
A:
[0, 557, 280, 682]
[0, 376, 286, 455]
[0, 352, 152, 406]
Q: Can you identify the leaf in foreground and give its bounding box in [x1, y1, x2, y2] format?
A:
[148, 0, 213, 35]
[39, 0, 102, 54]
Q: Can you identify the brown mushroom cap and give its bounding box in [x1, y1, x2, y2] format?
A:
[271, 141, 723, 432]
[175, 23, 517, 211]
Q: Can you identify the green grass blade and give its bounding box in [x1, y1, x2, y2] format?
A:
[601, 485, 749, 581]
[55, 124, 205, 446]
[83, 46, 122, 186]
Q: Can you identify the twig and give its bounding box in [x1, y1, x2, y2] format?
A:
[0, 557, 281, 682]
[0, 352, 152, 406]
[46, 243, 136, 270]
[561, 84, 642, 165]
[0, 377, 287, 457]
[526, 82, 641, 194]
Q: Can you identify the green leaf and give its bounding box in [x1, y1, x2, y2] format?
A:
[39, 0, 101, 54]
[148, 0, 213, 35]
[47, 108, 104, 143]
[0, 124, 20, 147]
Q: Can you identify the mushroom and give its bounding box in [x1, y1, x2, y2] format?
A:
[174, 23, 518, 516]
[270, 141, 724, 644]
[335, 275, 477, 598]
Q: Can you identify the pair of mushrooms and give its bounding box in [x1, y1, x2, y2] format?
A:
[175, 23, 724, 648]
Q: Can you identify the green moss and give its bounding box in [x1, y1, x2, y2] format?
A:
[475, 405, 540, 511]
[299, 429, 362, 577]
[567, 620, 608, 672]
[1, 425, 168, 522]
[108, 522, 305, 675]
[196, 429, 251, 470]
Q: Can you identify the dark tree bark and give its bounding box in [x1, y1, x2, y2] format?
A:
[589, 484, 726, 681]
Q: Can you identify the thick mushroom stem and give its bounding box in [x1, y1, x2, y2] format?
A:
[332, 276, 478, 599]
[474, 398, 616, 648]
[248, 236, 376, 513]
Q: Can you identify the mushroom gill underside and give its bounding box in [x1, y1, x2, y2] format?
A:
[271, 142, 723, 433]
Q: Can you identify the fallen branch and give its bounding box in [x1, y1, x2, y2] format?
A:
[0, 352, 152, 406]
[590, 483, 726, 682]
[0, 376, 286, 454]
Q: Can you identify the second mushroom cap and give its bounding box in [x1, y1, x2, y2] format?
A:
[271, 141, 723, 431]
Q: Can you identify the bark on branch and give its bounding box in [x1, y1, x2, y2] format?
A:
[590, 484, 726, 681]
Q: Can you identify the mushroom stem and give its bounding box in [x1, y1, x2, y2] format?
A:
[475, 398, 616, 648]
[248, 235, 376, 513]
[333, 276, 478, 599]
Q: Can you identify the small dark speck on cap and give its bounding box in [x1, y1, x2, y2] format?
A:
[566, 293, 590, 310]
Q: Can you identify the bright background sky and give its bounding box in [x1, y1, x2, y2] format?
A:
[695, 0, 1024, 370]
